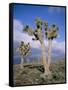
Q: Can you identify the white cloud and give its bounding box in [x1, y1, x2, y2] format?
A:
[13, 19, 23, 32]
[13, 19, 65, 53]
[13, 19, 41, 49]
[52, 40, 65, 53]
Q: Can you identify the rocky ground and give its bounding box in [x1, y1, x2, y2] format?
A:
[13, 61, 66, 86]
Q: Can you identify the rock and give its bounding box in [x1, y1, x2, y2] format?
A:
[40, 71, 52, 80]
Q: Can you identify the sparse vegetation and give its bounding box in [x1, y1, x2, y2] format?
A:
[13, 60, 65, 86]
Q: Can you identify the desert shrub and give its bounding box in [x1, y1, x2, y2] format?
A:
[14, 61, 66, 86]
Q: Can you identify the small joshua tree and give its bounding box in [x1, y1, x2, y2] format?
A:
[44, 22, 59, 71]
[23, 18, 49, 75]
[16, 41, 31, 69]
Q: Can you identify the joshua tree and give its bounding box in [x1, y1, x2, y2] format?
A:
[16, 41, 31, 69]
[23, 18, 49, 75]
[44, 22, 59, 70]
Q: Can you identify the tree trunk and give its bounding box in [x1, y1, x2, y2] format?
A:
[48, 39, 52, 69]
[41, 42, 49, 75]
[20, 56, 24, 69]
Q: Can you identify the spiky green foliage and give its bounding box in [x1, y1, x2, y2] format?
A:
[23, 25, 34, 36]
[16, 41, 31, 56]
[44, 21, 48, 31]
[35, 17, 43, 30]
[33, 18, 43, 43]
[23, 18, 43, 43]
[44, 22, 59, 40]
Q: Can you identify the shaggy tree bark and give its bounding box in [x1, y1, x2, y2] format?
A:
[41, 42, 50, 75]
[48, 39, 52, 69]
[36, 28, 50, 75]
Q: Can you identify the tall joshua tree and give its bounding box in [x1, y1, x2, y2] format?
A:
[44, 22, 59, 70]
[16, 41, 31, 69]
[23, 18, 49, 75]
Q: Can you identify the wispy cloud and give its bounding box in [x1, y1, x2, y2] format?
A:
[13, 19, 23, 32]
[52, 40, 65, 53]
[48, 7, 64, 14]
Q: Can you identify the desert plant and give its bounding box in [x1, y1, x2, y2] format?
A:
[16, 41, 31, 69]
[23, 18, 49, 75]
[22, 17, 59, 76]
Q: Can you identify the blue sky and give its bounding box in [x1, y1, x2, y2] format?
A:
[13, 4, 66, 42]
[13, 4, 65, 60]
